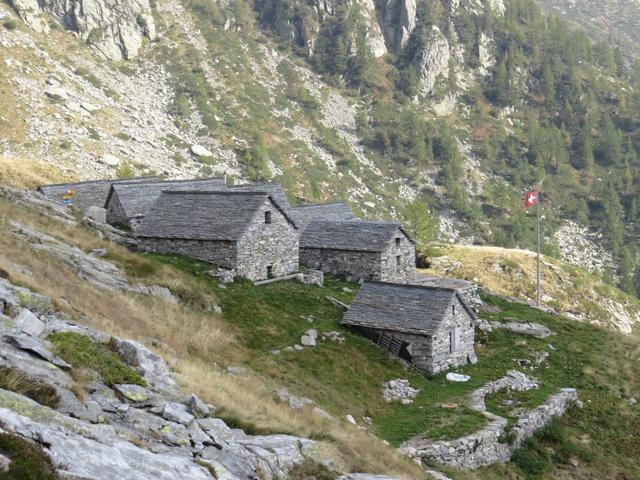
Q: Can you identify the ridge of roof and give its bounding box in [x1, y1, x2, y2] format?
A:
[37, 176, 158, 190]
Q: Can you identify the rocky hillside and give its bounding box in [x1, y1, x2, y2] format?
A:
[0, 183, 639, 479]
[537, 0, 640, 65]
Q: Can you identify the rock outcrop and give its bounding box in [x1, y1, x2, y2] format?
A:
[0, 276, 318, 480]
[8, 0, 156, 60]
[381, 0, 417, 52]
[413, 27, 451, 96]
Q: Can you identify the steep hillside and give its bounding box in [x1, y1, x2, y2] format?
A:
[537, 0, 640, 65]
[424, 244, 640, 334]
[2, 0, 640, 288]
[1, 184, 639, 479]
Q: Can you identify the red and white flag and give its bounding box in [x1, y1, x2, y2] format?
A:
[525, 190, 539, 208]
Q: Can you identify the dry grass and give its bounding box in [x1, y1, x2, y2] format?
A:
[0, 195, 424, 478]
[0, 155, 75, 189]
[424, 244, 640, 334]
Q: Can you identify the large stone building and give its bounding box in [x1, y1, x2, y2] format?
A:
[291, 202, 357, 229]
[37, 177, 158, 212]
[300, 220, 416, 283]
[137, 190, 299, 281]
[342, 282, 477, 374]
[104, 178, 226, 231]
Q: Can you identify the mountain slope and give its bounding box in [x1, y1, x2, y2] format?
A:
[537, 0, 640, 65]
[1, 0, 640, 286]
[1, 183, 639, 479]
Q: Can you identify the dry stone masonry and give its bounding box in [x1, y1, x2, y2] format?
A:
[401, 371, 579, 469]
[343, 282, 476, 374]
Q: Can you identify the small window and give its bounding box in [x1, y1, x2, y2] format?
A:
[266, 265, 273, 278]
[449, 331, 456, 354]
[396, 255, 401, 266]
[265, 211, 272, 224]
[452, 304, 456, 315]
[395, 237, 401, 247]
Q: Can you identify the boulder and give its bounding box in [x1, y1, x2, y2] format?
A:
[99, 154, 121, 167]
[113, 384, 156, 407]
[13, 308, 45, 337]
[113, 338, 175, 388]
[188, 394, 211, 419]
[4, 333, 70, 369]
[446, 373, 470, 382]
[191, 145, 213, 157]
[44, 84, 69, 101]
[162, 402, 195, 425]
[85, 206, 107, 224]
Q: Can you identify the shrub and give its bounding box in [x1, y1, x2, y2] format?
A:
[2, 20, 18, 30]
[287, 459, 336, 480]
[0, 433, 59, 480]
[512, 438, 551, 477]
[0, 367, 60, 409]
[48, 332, 146, 387]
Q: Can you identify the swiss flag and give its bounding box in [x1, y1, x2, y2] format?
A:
[525, 191, 539, 208]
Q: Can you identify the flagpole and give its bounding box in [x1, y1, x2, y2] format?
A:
[536, 191, 541, 307]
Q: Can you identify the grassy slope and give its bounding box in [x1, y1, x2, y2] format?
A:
[425, 244, 640, 334]
[2, 192, 640, 478]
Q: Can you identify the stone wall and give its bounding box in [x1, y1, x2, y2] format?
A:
[352, 301, 474, 376]
[138, 238, 238, 270]
[401, 371, 579, 469]
[300, 248, 382, 282]
[40, 182, 114, 212]
[380, 234, 416, 283]
[236, 202, 299, 281]
[106, 193, 130, 228]
[428, 296, 475, 374]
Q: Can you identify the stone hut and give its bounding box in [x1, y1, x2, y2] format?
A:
[37, 177, 158, 212]
[291, 203, 358, 230]
[104, 178, 226, 231]
[137, 190, 299, 281]
[300, 220, 416, 283]
[342, 282, 477, 374]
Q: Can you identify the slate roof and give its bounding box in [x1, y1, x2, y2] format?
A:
[104, 178, 226, 220]
[229, 182, 294, 218]
[137, 190, 296, 241]
[37, 177, 159, 211]
[342, 282, 477, 336]
[300, 220, 414, 252]
[292, 203, 357, 229]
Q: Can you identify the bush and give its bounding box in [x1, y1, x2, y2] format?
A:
[3, 20, 18, 30]
[48, 332, 146, 387]
[286, 459, 336, 480]
[0, 433, 58, 480]
[0, 367, 60, 409]
[512, 441, 550, 478]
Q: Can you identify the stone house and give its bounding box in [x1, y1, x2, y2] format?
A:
[104, 177, 226, 231]
[137, 190, 299, 281]
[37, 177, 158, 212]
[300, 220, 416, 283]
[342, 282, 477, 374]
[291, 202, 358, 230]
